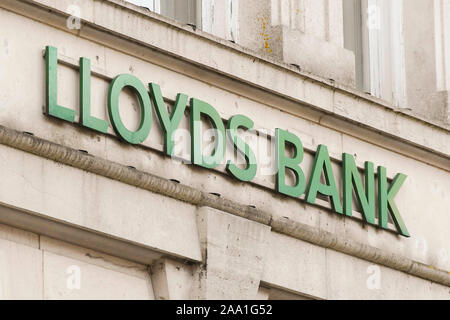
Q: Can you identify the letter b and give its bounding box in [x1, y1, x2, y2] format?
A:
[275, 129, 306, 198]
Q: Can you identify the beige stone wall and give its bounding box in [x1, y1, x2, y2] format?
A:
[0, 224, 154, 299]
[0, 0, 448, 299]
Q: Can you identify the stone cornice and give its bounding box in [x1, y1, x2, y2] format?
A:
[0, 124, 448, 287]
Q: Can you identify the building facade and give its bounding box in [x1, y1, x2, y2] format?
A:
[0, 0, 449, 299]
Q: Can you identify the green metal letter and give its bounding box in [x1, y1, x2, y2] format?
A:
[378, 166, 410, 237]
[150, 83, 188, 156]
[108, 74, 152, 145]
[306, 145, 343, 213]
[45, 46, 76, 123]
[275, 129, 306, 198]
[190, 98, 226, 169]
[226, 115, 257, 182]
[80, 57, 109, 134]
[342, 153, 375, 224]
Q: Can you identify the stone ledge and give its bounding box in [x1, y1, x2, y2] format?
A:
[279, 26, 356, 87]
[0, 124, 448, 287]
[0, 203, 165, 265]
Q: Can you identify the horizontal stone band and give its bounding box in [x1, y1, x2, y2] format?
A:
[0, 124, 448, 287]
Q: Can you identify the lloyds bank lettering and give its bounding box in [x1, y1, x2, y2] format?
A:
[44, 46, 410, 237]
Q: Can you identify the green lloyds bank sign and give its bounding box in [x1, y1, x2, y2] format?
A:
[45, 46, 410, 237]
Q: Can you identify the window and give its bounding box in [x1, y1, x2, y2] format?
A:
[125, 0, 238, 42]
[125, 0, 201, 27]
[344, 0, 407, 108]
[125, 0, 160, 13]
[434, 0, 450, 93]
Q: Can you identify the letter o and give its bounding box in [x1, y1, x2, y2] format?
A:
[108, 74, 152, 144]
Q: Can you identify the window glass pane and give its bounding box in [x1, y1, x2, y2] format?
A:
[343, 0, 365, 91]
[125, 0, 199, 27]
[125, 0, 155, 11]
[161, 0, 198, 26]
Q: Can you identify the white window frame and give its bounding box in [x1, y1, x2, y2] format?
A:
[434, 0, 450, 92]
[345, 0, 407, 107]
[125, 1, 199, 27]
[126, 1, 239, 42]
[125, 0, 160, 13]
[149, 0, 161, 13]
[202, 0, 239, 42]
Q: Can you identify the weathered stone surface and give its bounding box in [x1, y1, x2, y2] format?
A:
[0, 0, 448, 300]
[192, 207, 271, 300]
